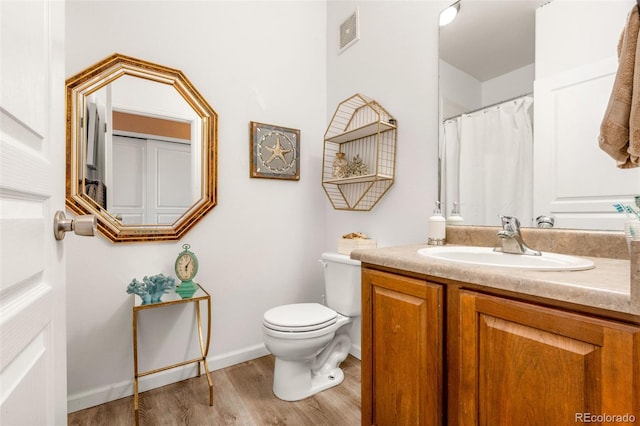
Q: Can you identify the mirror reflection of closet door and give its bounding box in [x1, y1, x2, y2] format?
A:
[109, 135, 192, 225]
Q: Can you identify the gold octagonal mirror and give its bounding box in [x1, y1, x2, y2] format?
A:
[66, 53, 217, 242]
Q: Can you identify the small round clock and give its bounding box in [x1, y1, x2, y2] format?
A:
[175, 244, 199, 299]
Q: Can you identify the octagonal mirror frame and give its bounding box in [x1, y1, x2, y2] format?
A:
[65, 53, 217, 242]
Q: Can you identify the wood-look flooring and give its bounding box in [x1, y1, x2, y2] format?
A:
[68, 355, 361, 426]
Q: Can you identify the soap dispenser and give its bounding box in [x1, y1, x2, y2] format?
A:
[446, 202, 464, 225]
[428, 201, 446, 245]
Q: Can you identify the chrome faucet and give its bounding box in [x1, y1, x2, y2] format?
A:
[536, 215, 555, 229]
[494, 215, 541, 256]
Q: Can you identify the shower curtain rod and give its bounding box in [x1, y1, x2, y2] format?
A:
[443, 92, 533, 122]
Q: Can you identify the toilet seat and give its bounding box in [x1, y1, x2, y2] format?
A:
[263, 303, 337, 332]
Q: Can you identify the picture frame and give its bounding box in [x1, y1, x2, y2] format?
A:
[250, 121, 300, 180]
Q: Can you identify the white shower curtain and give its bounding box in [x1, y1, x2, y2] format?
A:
[441, 96, 534, 227]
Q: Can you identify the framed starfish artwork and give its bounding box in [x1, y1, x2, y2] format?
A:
[249, 121, 300, 180]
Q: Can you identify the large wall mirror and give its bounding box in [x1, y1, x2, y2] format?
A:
[66, 53, 217, 242]
[439, 0, 639, 231]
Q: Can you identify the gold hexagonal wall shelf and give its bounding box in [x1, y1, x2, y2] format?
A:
[322, 94, 397, 211]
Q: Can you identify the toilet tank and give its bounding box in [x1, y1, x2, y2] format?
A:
[320, 252, 361, 317]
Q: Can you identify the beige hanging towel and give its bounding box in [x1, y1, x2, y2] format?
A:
[599, 6, 640, 169]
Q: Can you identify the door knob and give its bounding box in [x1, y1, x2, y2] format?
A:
[53, 211, 96, 240]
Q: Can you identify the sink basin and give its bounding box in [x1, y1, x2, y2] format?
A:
[417, 246, 595, 271]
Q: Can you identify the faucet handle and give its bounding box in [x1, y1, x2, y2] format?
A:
[500, 215, 521, 233]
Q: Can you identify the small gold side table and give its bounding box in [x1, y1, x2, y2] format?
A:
[132, 284, 212, 425]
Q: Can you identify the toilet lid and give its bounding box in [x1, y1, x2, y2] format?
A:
[263, 303, 337, 332]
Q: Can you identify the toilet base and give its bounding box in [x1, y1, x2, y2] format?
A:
[272, 358, 345, 401]
[265, 316, 354, 401]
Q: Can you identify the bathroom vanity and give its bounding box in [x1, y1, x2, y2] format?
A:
[353, 228, 640, 426]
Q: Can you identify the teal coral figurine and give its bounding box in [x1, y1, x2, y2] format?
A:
[126, 274, 176, 305]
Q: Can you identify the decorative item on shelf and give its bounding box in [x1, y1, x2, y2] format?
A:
[337, 231, 377, 255]
[346, 154, 369, 177]
[332, 152, 348, 179]
[174, 243, 199, 299]
[126, 273, 176, 305]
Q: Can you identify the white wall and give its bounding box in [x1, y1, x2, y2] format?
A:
[440, 59, 482, 119]
[65, 0, 328, 411]
[318, 0, 447, 360]
[66, 0, 445, 412]
[536, 0, 631, 80]
[324, 1, 444, 359]
[441, 60, 534, 120]
[325, 1, 444, 249]
[481, 63, 534, 106]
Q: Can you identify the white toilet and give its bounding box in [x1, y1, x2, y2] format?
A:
[262, 252, 361, 401]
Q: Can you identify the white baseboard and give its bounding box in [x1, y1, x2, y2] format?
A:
[350, 343, 361, 360]
[207, 342, 270, 371]
[68, 342, 360, 413]
[67, 343, 270, 413]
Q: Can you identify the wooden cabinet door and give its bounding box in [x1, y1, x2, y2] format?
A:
[456, 290, 640, 426]
[361, 269, 443, 426]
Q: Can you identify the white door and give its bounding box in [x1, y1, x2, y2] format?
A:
[110, 135, 147, 224]
[147, 138, 192, 224]
[0, 1, 67, 425]
[110, 135, 192, 225]
[534, 57, 640, 230]
[533, 1, 640, 230]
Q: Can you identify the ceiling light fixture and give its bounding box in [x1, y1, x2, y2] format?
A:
[439, 2, 460, 27]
